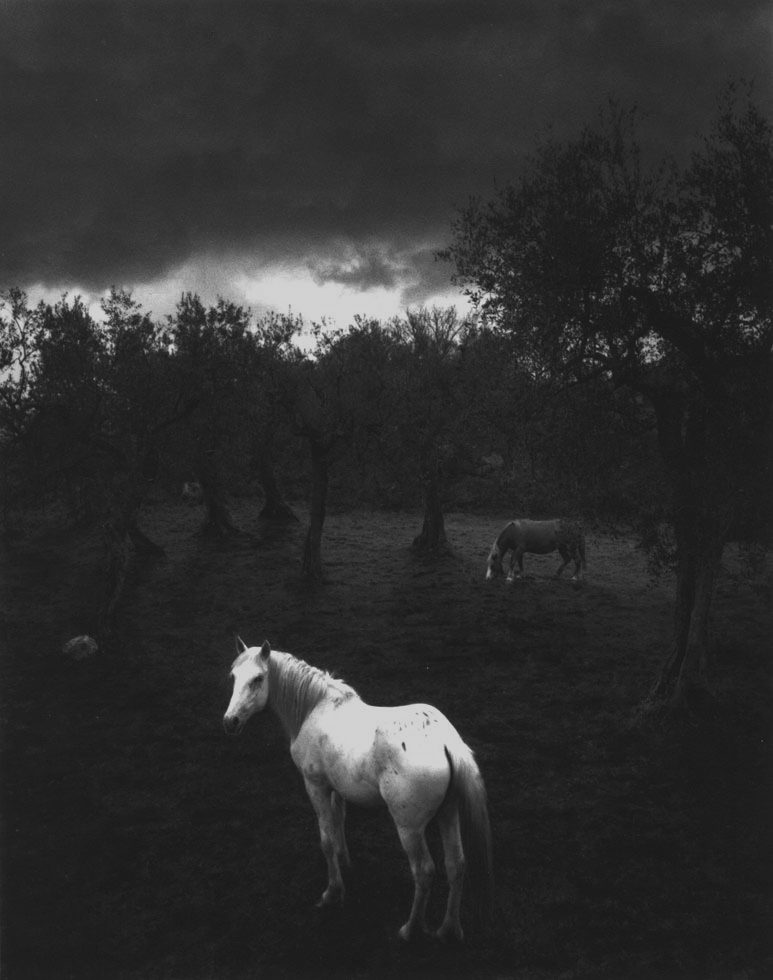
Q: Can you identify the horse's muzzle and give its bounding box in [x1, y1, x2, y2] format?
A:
[223, 715, 242, 735]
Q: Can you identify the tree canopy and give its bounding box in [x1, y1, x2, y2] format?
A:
[441, 85, 772, 713]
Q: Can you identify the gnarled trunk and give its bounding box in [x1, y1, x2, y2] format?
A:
[257, 451, 297, 522]
[99, 519, 131, 643]
[648, 464, 728, 715]
[643, 394, 731, 716]
[98, 493, 165, 644]
[679, 553, 721, 692]
[197, 448, 239, 536]
[412, 453, 448, 553]
[301, 440, 328, 581]
[651, 547, 723, 712]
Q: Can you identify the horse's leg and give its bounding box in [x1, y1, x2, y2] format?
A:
[395, 825, 435, 941]
[555, 545, 570, 577]
[508, 550, 524, 581]
[331, 790, 350, 867]
[304, 779, 346, 907]
[435, 804, 465, 942]
[572, 550, 583, 581]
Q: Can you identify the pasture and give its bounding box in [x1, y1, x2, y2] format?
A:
[1, 500, 771, 979]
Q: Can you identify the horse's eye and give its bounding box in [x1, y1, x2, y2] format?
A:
[251, 676, 263, 687]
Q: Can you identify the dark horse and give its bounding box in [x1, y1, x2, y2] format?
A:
[486, 519, 586, 582]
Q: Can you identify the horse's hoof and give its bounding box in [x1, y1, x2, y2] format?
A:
[315, 890, 344, 910]
[398, 921, 429, 942]
[435, 923, 464, 943]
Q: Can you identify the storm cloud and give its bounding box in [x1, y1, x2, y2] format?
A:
[1, 0, 770, 317]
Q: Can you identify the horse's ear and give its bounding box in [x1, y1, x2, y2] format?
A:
[259, 640, 271, 662]
[235, 634, 247, 655]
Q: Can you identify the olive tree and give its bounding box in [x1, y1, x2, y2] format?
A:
[389, 307, 476, 553]
[441, 89, 772, 713]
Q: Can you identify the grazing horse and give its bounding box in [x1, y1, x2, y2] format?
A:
[486, 518, 586, 582]
[223, 638, 493, 942]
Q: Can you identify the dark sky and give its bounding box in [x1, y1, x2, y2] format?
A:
[2, 0, 771, 323]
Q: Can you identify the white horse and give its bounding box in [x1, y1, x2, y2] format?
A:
[223, 638, 493, 942]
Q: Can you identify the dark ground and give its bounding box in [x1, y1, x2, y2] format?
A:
[1, 500, 771, 980]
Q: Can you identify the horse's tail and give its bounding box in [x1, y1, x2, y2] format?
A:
[443, 742, 494, 928]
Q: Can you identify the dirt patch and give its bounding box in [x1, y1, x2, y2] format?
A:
[2, 502, 771, 979]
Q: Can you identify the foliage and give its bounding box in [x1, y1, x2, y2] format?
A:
[440, 83, 773, 707]
[4, 88, 768, 607]
[0, 288, 40, 445]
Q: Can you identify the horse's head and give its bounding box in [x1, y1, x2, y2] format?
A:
[223, 637, 271, 734]
[485, 544, 504, 580]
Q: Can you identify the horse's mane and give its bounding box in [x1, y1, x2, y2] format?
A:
[268, 651, 357, 739]
[493, 520, 517, 552]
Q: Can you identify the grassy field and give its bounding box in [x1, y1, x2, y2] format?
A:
[1, 500, 771, 979]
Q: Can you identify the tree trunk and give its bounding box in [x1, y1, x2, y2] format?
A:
[98, 519, 131, 643]
[641, 394, 720, 716]
[412, 454, 448, 553]
[97, 492, 164, 643]
[649, 498, 726, 714]
[116, 437, 165, 555]
[651, 508, 696, 698]
[257, 450, 297, 522]
[676, 553, 720, 699]
[301, 441, 328, 581]
[197, 448, 239, 536]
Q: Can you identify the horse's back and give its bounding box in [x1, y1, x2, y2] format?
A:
[513, 518, 561, 553]
[373, 702, 460, 756]
[294, 698, 454, 813]
[371, 703, 459, 825]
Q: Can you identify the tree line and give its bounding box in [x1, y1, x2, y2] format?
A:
[0, 294, 653, 541]
[0, 289, 657, 624]
[2, 84, 770, 717]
